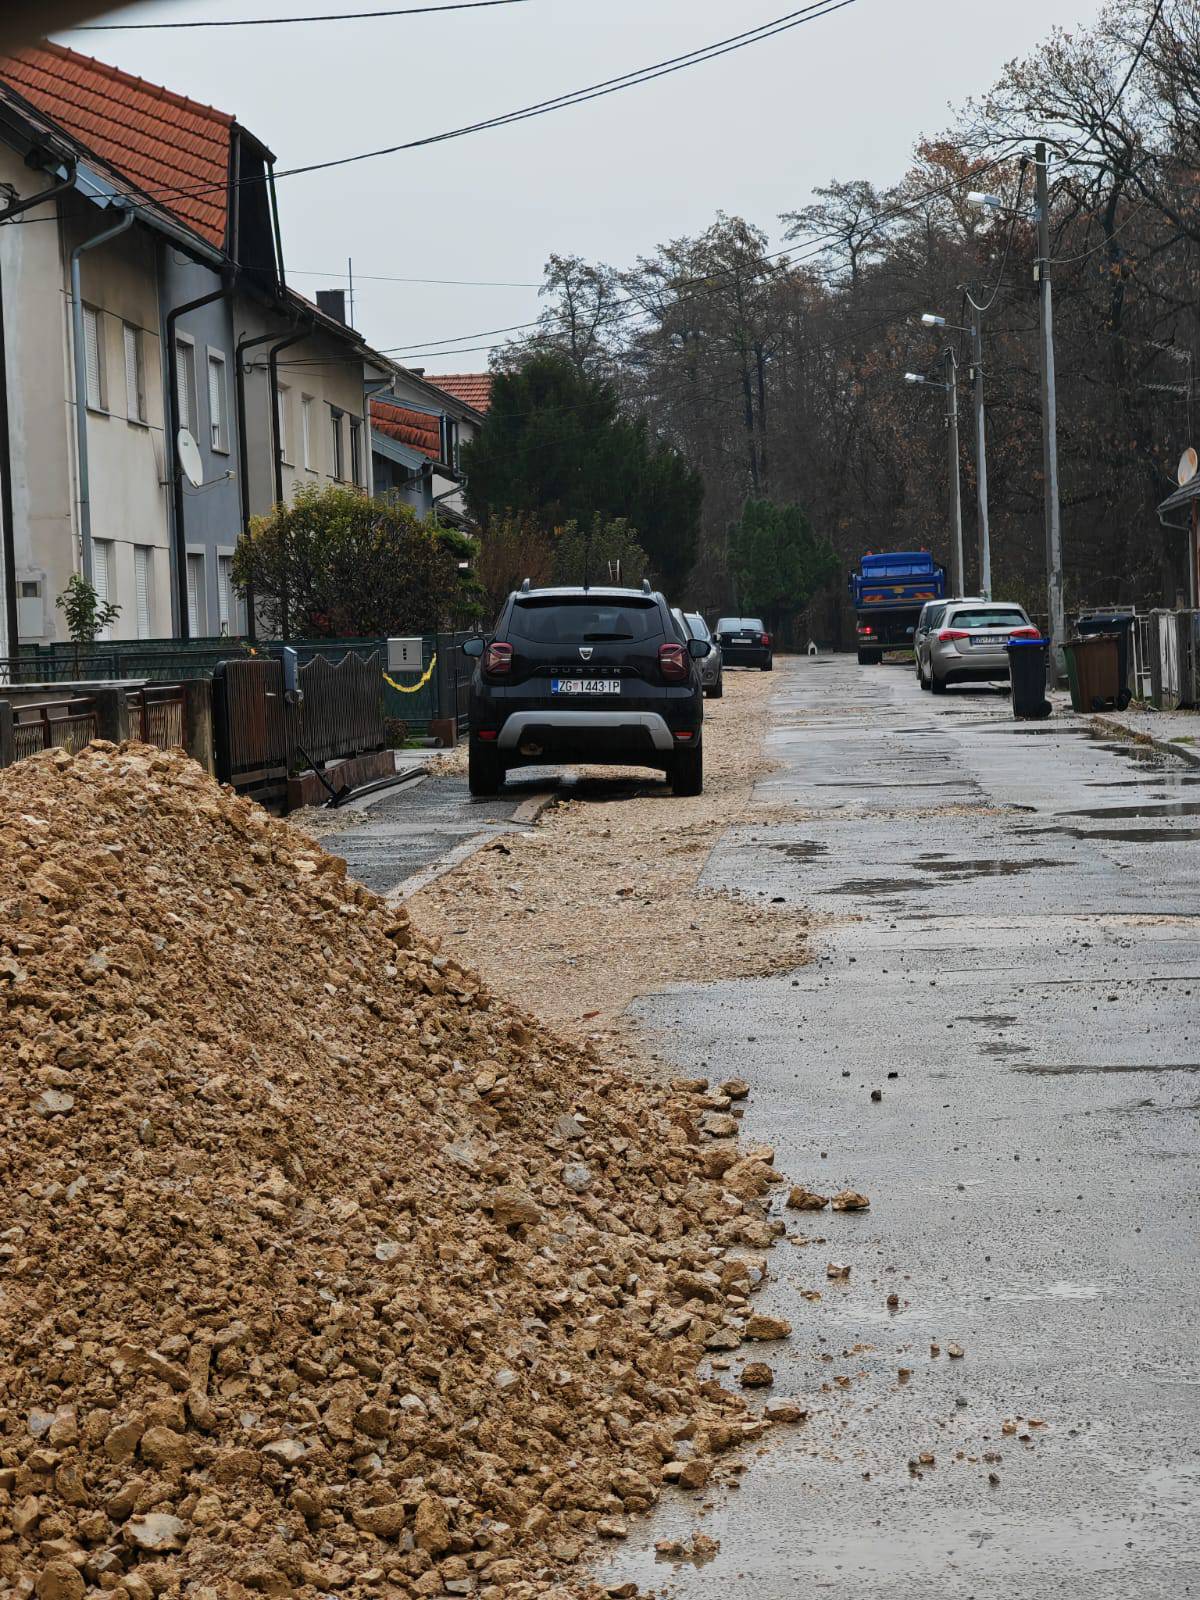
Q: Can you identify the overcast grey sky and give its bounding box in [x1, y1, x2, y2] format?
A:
[55, 0, 1108, 372]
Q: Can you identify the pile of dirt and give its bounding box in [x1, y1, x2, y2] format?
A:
[0, 744, 798, 1600]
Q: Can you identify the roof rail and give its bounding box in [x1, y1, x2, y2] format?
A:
[520, 577, 531, 593]
[642, 578, 653, 594]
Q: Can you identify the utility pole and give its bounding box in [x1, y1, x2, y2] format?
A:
[1035, 142, 1065, 674]
[969, 300, 991, 598]
[944, 349, 964, 597]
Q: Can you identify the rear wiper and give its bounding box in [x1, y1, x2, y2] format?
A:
[581, 632, 633, 641]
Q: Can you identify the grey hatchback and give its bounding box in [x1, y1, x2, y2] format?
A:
[927, 600, 1039, 693]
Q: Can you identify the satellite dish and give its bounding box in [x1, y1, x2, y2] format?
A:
[177, 428, 203, 488]
[1178, 447, 1198, 487]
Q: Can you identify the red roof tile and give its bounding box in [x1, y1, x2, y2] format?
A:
[426, 373, 492, 413]
[371, 399, 441, 460]
[0, 42, 233, 248]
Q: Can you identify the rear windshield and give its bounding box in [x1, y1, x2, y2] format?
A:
[508, 597, 664, 644]
[947, 607, 1029, 629]
[716, 618, 764, 632]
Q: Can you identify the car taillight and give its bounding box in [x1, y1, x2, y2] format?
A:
[483, 641, 513, 675]
[760, 632, 771, 647]
[659, 642, 689, 682]
[938, 628, 970, 641]
[858, 624, 874, 636]
[1011, 626, 1040, 638]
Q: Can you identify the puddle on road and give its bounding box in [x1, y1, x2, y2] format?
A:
[768, 840, 828, 861]
[1062, 801, 1200, 820]
[1017, 1062, 1200, 1076]
[914, 857, 1061, 876]
[1023, 825, 1200, 844]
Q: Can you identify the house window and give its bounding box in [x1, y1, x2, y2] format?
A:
[133, 545, 154, 640]
[122, 323, 145, 422]
[277, 384, 292, 465]
[92, 539, 114, 638]
[207, 351, 229, 452]
[329, 406, 344, 480]
[217, 554, 236, 634]
[440, 415, 460, 470]
[186, 552, 206, 636]
[349, 417, 362, 486]
[301, 395, 315, 470]
[176, 338, 197, 436]
[83, 306, 104, 411]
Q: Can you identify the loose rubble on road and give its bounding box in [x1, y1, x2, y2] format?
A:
[409, 673, 813, 1039]
[0, 742, 809, 1599]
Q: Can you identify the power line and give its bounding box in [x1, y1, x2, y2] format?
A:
[287, 268, 540, 287]
[963, 161, 1030, 315]
[70, 0, 529, 29]
[137, 0, 859, 204]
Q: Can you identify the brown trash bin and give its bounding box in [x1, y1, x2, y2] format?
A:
[1063, 632, 1121, 712]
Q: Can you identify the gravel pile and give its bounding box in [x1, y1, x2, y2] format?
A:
[0, 744, 796, 1599]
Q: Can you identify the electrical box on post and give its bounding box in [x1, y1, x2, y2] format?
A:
[388, 637, 422, 673]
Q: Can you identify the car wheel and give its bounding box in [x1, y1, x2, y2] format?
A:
[671, 740, 703, 796]
[930, 670, 948, 695]
[856, 649, 870, 665]
[468, 736, 505, 797]
[761, 657, 773, 671]
[706, 675, 723, 699]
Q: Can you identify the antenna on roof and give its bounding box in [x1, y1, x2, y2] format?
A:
[642, 578, 652, 595]
[520, 577, 531, 593]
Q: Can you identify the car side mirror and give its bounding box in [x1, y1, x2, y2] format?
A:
[461, 637, 485, 658]
[687, 638, 711, 659]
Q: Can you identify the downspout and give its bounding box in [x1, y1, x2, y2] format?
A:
[70, 203, 134, 582]
[268, 321, 310, 641]
[165, 268, 237, 639]
[0, 159, 76, 658]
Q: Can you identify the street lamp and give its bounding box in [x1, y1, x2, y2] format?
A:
[903, 359, 964, 596]
[921, 307, 990, 599]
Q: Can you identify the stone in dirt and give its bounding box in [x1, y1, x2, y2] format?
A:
[765, 1400, 807, 1422]
[739, 1362, 774, 1388]
[0, 742, 807, 1595]
[787, 1186, 829, 1210]
[744, 1313, 792, 1341]
[830, 1189, 870, 1210]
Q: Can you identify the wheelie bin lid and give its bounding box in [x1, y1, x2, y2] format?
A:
[1076, 612, 1135, 631]
[1004, 637, 1049, 649]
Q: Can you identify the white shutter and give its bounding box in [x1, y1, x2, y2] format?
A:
[134, 546, 152, 640]
[123, 324, 141, 421]
[276, 385, 290, 464]
[207, 355, 223, 449]
[83, 307, 102, 410]
[186, 553, 206, 636]
[301, 396, 313, 469]
[217, 555, 233, 632]
[92, 541, 113, 640]
[176, 341, 192, 433]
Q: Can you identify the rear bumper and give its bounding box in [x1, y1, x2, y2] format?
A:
[722, 644, 770, 666]
[496, 709, 677, 753]
[932, 648, 1011, 682]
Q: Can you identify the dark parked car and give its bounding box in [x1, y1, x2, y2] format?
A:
[463, 583, 712, 797]
[715, 616, 773, 670]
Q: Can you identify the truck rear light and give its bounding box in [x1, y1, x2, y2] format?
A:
[483, 641, 513, 675]
[659, 642, 689, 682]
[938, 629, 970, 641]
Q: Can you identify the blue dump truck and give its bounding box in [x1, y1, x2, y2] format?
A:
[848, 550, 947, 664]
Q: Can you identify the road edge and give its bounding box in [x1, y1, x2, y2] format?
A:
[1089, 714, 1200, 768]
[389, 787, 559, 904]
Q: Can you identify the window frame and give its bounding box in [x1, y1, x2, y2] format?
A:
[206, 348, 229, 454]
[82, 304, 106, 413]
[122, 322, 146, 424]
[276, 382, 293, 466]
[91, 538, 115, 639]
[175, 334, 198, 438]
[133, 545, 154, 641]
[216, 549, 239, 636]
[185, 549, 207, 637]
[349, 415, 363, 487]
[329, 405, 344, 481]
[301, 394, 315, 472]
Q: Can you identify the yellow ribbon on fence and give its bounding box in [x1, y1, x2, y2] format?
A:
[383, 652, 437, 695]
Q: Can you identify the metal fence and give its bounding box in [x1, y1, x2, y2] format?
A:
[1149, 609, 1200, 709]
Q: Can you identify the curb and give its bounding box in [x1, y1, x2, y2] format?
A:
[389, 786, 559, 904]
[1089, 715, 1200, 768]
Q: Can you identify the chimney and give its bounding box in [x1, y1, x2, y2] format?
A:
[316, 288, 347, 325]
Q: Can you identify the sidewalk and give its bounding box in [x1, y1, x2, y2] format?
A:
[1088, 702, 1200, 766]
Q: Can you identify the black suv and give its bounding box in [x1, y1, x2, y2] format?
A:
[463, 583, 711, 797]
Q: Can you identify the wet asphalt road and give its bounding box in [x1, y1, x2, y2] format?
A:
[595, 656, 1200, 1600]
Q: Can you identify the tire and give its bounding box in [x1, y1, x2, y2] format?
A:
[671, 740, 704, 796]
[705, 675, 724, 699]
[468, 736, 505, 797]
[857, 648, 870, 665]
[930, 670, 948, 695]
[761, 657, 773, 672]
[919, 658, 931, 691]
